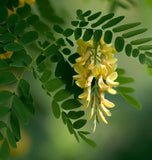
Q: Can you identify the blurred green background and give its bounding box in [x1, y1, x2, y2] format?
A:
[10, 0, 152, 159]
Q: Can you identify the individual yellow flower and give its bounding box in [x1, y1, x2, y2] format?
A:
[73, 35, 119, 132]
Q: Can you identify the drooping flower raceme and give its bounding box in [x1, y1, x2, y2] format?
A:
[73, 37, 119, 132]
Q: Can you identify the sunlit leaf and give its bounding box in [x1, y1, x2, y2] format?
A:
[112, 22, 141, 32]
[122, 28, 147, 38]
[46, 78, 64, 92]
[102, 16, 125, 29]
[68, 111, 84, 119]
[117, 76, 134, 84]
[54, 89, 71, 102]
[52, 100, 60, 119]
[91, 13, 114, 28]
[87, 12, 102, 21]
[121, 93, 142, 109]
[61, 99, 81, 110]
[117, 87, 135, 93]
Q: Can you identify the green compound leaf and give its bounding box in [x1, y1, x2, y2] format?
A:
[63, 28, 74, 37]
[93, 29, 103, 42]
[0, 121, 7, 129]
[68, 53, 79, 64]
[0, 6, 8, 23]
[54, 89, 71, 102]
[0, 33, 15, 43]
[52, 100, 60, 119]
[117, 87, 135, 93]
[12, 95, 28, 124]
[68, 111, 84, 119]
[102, 16, 125, 29]
[91, 13, 114, 28]
[139, 54, 146, 64]
[6, 128, 17, 149]
[0, 91, 13, 104]
[0, 132, 3, 140]
[83, 29, 93, 41]
[0, 139, 10, 160]
[56, 38, 66, 46]
[46, 78, 64, 92]
[0, 72, 17, 85]
[65, 38, 74, 47]
[71, 21, 79, 27]
[74, 28, 82, 40]
[0, 106, 10, 118]
[0, 59, 9, 69]
[116, 68, 126, 75]
[27, 14, 39, 25]
[132, 49, 139, 57]
[145, 52, 152, 57]
[87, 11, 102, 21]
[61, 99, 81, 110]
[115, 36, 124, 52]
[79, 21, 89, 27]
[21, 31, 39, 44]
[122, 28, 147, 38]
[78, 132, 96, 147]
[112, 22, 141, 32]
[73, 119, 87, 129]
[67, 119, 74, 134]
[10, 110, 21, 140]
[104, 30, 113, 44]
[53, 25, 64, 33]
[14, 20, 26, 36]
[125, 44, 132, 56]
[121, 93, 142, 109]
[131, 38, 152, 45]
[62, 48, 71, 55]
[45, 44, 58, 57]
[4, 43, 24, 52]
[138, 45, 152, 50]
[117, 76, 134, 85]
[62, 112, 67, 124]
[82, 10, 92, 17]
[19, 79, 30, 98]
[40, 70, 52, 83]
[6, 14, 18, 28]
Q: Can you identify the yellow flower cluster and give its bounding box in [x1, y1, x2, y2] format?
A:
[73, 37, 119, 132]
[8, 0, 36, 16]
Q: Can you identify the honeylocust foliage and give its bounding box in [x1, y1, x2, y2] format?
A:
[0, 0, 152, 159]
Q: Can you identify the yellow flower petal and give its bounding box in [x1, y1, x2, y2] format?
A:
[99, 103, 111, 117]
[18, 0, 25, 8]
[25, 0, 35, 5]
[102, 99, 115, 108]
[76, 79, 86, 88]
[92, 64, 107, 77]
[98, 110, 108, 124]
[87, 95, 95, 121]
[98, 75, 108, 90]
[107, 87, 117, 95]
